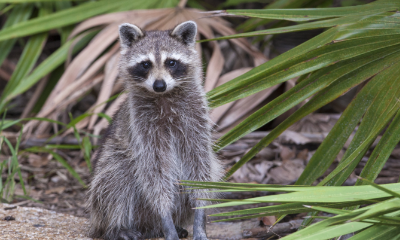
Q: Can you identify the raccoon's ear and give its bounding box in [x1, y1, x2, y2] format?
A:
[171, 21, 197, 47]
[119, 23, 144, 48]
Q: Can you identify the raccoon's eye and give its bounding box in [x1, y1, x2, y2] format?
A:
[141, 61, 151, 69]
[167, 60, 177, 67]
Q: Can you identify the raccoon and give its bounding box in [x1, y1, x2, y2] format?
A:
[87, 21, 223, 240]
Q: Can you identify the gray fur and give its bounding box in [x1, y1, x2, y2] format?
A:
[87, 21, 223, 240]
[119, 23, 144, 48]
[171, 21, 197, 47]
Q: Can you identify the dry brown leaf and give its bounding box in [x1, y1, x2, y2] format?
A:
[254, 161, 274, 179]
[93, 93, 128, 142]
[45, 186, 66, 195]
[210, 68, 252, 124]
[216, 84, 280, 131]
[196, 20, 225, 92]
[69, 11, 130, 39]
[0, 131, 19, 139]
[27, 25, 120, 133]
[14, 187, 41, 199]
[143, 8, 178, 30]
[64, 24, 119, 88]
[280, 131, 312, 145]
[269, 159, 305, 184]
[36, 73, 104, 134]
[256, 147, 275, 160]
[288, 114, 340, 133]
[231, 164, 249, 183]
[66, 29, 100, 67]
[28, 154, 50, 168]
[261, 216, 276, 226]
[88, 53, 120, 129]
[64, 75, 104, 105]
[296, 149, 309, 161]
[280, 146, 295, 161]
[203, 17, 267, 65]
[34, 42, 118, 133]
[204, 41, 224, 92]
[57, 35, 119, 105]
[21, 76, 49, 118]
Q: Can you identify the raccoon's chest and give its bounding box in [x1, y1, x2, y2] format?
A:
[133, 95, 206, 140]
[158, 98, 178, 122]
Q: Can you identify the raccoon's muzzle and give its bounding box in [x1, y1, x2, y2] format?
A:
[153, 79, 167, 92]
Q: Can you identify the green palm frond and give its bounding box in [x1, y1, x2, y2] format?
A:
[195, 0, 400, 237]
[182, 181, 400, 239]
[205, 1, 400, 187]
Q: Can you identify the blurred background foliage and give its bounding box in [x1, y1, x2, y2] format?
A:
[1, 0, 400, 239]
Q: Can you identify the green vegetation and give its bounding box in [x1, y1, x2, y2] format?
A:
[182, 179, 400, 239]
[186, 0, 400, 238]
[1, 0, 400, 238]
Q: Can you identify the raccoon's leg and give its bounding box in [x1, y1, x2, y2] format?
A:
[193, 208, 208, 240]
[161, 214, 180, 240]
[116, 229, 143, 240]
[186, 153, 222, 240]
[149, 226, 187, 239]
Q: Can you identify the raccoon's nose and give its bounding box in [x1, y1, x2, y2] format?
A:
[153, 79, 167, 92]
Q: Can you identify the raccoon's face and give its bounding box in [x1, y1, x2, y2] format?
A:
[118, 21, 200, 94]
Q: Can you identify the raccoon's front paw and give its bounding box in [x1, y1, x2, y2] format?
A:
[193, 236, 208, 240]
[193, 232, 208, 240]
[175, 226, 188, 238]
[117, 229, 143, 240]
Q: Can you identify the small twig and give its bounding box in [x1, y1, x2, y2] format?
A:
[8, 200, 31, 207]
[242, 220, 303, 238]
[21, 136, 82, 148]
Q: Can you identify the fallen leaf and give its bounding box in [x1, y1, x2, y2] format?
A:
[256, 147, 275, 160]
[281, 131, 312, 145]
[261, 216, 276, 226]
[280, 146, 295, 161]
[296, 149, 308, 161]
[269, 159, 305, 184]
[45, 186, 66, 195]
[210, 68, 251, 124]
[28, 154, 49, 168]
